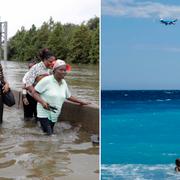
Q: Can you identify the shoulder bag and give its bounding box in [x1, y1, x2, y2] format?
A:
[2, 88, 15, 107]
[0, 63, 15, 107]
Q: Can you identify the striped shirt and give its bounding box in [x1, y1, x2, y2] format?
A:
[0, 63, 5, 95]
[0, 63, 4, 83]
[25, 61, 50, 87]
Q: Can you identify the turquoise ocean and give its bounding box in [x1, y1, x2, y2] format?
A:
[101, 90, 180, 180]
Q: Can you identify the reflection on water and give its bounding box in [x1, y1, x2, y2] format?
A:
[0, 107, 99, 179]
[1, 61, 99, 105]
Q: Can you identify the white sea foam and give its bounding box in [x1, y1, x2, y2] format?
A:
[155, 99, 172, 102]
[156, 99, 164, 102]
[165, 91, 173, 94]
[162, 153, 177, 156]
[101, 164, 180, 180]
[165, 99, 172, 101]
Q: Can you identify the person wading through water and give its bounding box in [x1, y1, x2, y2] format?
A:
[33, 59, 89, 135]
[22, 59, 37, 121]
[0, 63, 10, 123]
[24, 48, 56, 122]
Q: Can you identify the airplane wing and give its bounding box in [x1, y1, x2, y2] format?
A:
[163, 21, 168, 25]
[170, 19, 178, 25]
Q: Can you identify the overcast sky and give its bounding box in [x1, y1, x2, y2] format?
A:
[0, 0, 100, 38]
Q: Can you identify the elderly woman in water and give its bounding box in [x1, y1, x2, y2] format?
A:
[33, 59, 89, 135]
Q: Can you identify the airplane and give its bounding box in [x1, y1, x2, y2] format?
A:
[160, 18, 178, 25]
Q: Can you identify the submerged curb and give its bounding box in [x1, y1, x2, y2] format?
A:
[11, 90, 99, 134]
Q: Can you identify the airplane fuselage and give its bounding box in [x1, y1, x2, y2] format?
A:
[160, 19, 177, 25]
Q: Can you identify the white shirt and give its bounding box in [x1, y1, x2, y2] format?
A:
[25, 61, 50, 87]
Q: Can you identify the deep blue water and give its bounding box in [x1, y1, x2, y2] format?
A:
[101, 90, 180, 180]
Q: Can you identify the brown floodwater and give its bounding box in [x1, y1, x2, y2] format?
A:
[0, 61, 99, 179]
[0, 107, 99, 179]
[2, 61, 99, 105]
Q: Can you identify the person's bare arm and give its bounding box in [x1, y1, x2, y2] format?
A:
[26, 85, 35, 94]
[2, 81, 9, 93]
[32, 91, 49, 110]
[67, 96, 90, 105]
[25, 65, 38, 92]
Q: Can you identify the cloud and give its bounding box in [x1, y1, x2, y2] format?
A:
[160, 47, 180, 52]
[134, 43, 180, 53]
[102, 0, 180, 19]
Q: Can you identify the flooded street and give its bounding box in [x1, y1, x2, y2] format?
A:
[0, 61, 99, 179]
[2, 61, 99, 105]
[0, 107, 99, 179]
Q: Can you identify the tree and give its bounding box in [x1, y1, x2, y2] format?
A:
[8, 27, 27, 61]
[87, 17, 99, 30]
[69, 25, 91, 63]
[7, 17, 99, 64]
[89, 27, 99, 64]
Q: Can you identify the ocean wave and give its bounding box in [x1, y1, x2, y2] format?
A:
[101, 164, 180, 180]
[156, 99, 172, 102]
[164, 91, 173, 94]
[102, 91, 180, 102]
[162, 153, 177, 156]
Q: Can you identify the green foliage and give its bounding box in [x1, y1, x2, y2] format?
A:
[68, 25, 91, 64]
[89, 20, 99, 64]
[87, 16, 99, 30]
[8, 17, 99, 64]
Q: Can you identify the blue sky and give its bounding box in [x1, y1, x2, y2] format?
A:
[102, 0, 180, 90]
